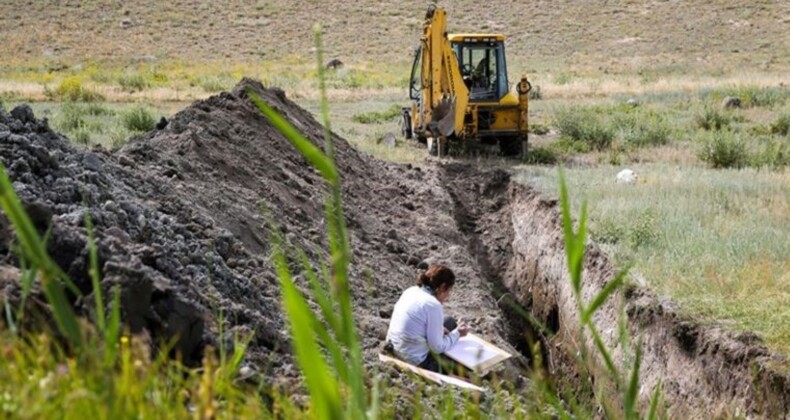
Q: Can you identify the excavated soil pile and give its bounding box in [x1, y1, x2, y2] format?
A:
[0, 80, 524, 384]
[1, 80, 787, 417]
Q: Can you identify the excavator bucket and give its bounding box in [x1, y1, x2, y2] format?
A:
[431, 95, 456, 137]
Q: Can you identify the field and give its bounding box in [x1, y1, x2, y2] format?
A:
[1, 0, 789, 417]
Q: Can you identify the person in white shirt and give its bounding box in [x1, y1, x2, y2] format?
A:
[385, 264, 469, 372]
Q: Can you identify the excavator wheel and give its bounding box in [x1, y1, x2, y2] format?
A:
[498, 137, 522, 157]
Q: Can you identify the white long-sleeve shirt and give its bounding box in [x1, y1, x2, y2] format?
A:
[385, 286, 461, 365]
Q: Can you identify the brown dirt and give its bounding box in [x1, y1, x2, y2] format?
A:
[1, 80, 788, 416]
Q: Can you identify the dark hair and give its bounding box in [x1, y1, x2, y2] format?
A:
[417, 264, 455, 291]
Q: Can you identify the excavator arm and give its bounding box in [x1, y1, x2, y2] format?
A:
[419, 5, 469, 138]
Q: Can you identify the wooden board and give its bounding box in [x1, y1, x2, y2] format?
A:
[378, 354, 485, 392]
[443, 334, 512, 374]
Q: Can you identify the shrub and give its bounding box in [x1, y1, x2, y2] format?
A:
[198, 75, 234, 93]
[528, 84, 542, 100]
[530, 123, 550, 135]
[71, 126, 91, 145]
[121, 105, 156, 132]
[735, 86, 788, 108]
[699, 86, 789, 108]
[118, 73, 149, 92]
[55, 77, 104, 102]
[614, 112, 671, 147]
[694, 106, 730, 131]
[554, 107, 614, 150]
[698, 131, 747, 169]
[351, 104, 401, 124]
[524, 146, 558, 164]
[56, 102, 87, 132]
[85, 102, 115, 116]
[770, 114, 790, 136]
[749, 139, 789, 169]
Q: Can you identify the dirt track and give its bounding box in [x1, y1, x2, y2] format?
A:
[0, 80, 787, 417]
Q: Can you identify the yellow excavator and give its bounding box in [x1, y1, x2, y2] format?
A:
[401, 5, 531, 157]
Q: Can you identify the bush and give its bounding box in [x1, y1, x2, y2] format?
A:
[121, 105, 156, 132]
[694, 106, 730, 131]
[770, 114, 790, 136]
[524, 146, 558, 164]
[54, 77, 104, 102]
[352, 104, 401, 124]
[554, 107, 614, 150]
[118, 73, 149, 92]
[56, 102, 87, 131]
[735, 86, 788, 108]
[614, 112, 671, 147]
[85, 102, 115, 116]
[528, 84, 542, 100]
[198, 76, 232, 93]
[749, 139, 790, 169]
[530, 123, 550, 135]
[698, 131, 747, 169]
[71, 126, 91, 145]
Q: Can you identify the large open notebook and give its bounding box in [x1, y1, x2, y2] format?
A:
[444, 334, 512, 374]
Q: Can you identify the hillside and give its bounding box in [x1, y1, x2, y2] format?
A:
[1, 0, 788, 75]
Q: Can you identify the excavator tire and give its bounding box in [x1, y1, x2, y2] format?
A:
[498, 137, 522, 157]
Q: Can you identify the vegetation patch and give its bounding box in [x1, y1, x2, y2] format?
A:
[697, 130, 747, 169]
[121, 105, 156, 132]
[351, 104, 401, 124]
[553, 106, 614, 151]
[49, 77, 104, 102]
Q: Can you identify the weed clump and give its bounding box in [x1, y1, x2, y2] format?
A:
[694, 106, 731, 131]
[53, 77, 104, 102]
[770, 114, 790, 136]
[698, 131, 747, 169]
[524, 146, 558, 164]
[614, 111, 671, 147]
[352, 104, 401, 124]
[554, 107, 614, 151]
[118, 73, 149, 92]
[122, 105, 156, 132]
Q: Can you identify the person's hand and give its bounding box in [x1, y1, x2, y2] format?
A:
[457, 325, 469, 337]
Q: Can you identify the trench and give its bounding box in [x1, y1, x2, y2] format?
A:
[440, 162, 790, 418]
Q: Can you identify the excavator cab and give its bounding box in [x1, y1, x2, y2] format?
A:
[451, 36, 509, 102]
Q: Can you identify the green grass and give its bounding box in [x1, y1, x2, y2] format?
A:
[121, 104, 157, 132]
[352, 104, 402, 124]
[519, 164, 790, 356]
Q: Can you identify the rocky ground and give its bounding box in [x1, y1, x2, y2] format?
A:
[0, 79, 787, 416]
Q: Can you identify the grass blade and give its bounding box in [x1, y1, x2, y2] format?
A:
[624, 341, 643, 419]
[589, 324, 620, 381]
[582, 267, 628, 324]
[648, 379, 662, 420]
[273, 241, 341, 418]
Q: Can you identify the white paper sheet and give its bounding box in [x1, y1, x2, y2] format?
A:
[444, 334, 511, 371]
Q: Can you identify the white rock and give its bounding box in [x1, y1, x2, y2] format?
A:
[616, 169, 637, 184]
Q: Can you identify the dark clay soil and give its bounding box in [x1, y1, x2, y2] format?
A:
[0, 79, 787, 417]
